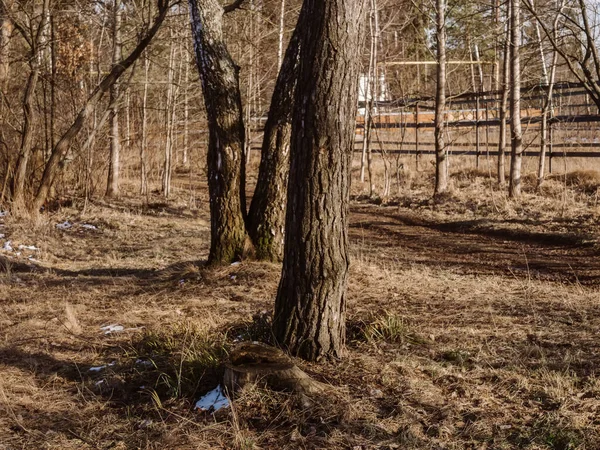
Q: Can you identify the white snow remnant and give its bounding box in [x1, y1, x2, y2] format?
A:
[195, 385, 230, 412]
[3, 241, 12, 251]
[82, 224, 98, 230]
[101, 324, 125, 334]
[18, 244, 38, 251]
[56, 221, 73, 230]
[89, 362, 116, 372]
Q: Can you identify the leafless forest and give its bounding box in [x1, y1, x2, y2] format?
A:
[1, 0, 600, 448]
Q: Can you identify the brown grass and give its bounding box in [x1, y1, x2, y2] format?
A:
[0, 166, 599, 449]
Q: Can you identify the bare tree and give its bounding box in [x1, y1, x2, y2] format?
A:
[247, 28, 300, 261]
[32, 0, 171, 212]
[188, 0, 249, 263]
[11, 0, 50, 207]
[273, 0, 366, 361]
[509, 0, 523, 198]
[106, 0, 123, 198]
[434, 0, 447, 195]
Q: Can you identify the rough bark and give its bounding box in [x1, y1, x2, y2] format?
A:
[434, 0, 447, 195]
[223, 342, 327, 397]
[188, 0, 248, 264]
[247, 29, 300, 262]
[106, 0, 122, 198]
[272, 0, 366, 362]
[508, 0, 522, 198]
[32, 0, 170, 212]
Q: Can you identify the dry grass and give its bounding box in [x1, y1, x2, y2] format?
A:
[0, 168, 599, 449]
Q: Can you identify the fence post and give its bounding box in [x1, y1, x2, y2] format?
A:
[415, 102, 420, 171]
[476, 95, 481, 168]
[548, 121, 553, 174]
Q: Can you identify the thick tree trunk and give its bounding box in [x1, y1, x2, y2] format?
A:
[32, 0, 169, 212]
[434, 0, 447, 195]
[273, 0, 366, 361]
[247, 29, 300, 262]
[188, 0, 248, 264]
[508, 0, 523, 198]
[106, 0, 122, 198]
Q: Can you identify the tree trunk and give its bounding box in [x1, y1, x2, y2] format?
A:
[498, 4, 510, 186]
[106, 0, 123, 198]
[162, 30, 176, 198]
[140, 50, 150, 196]
[508, 0, 523, 198]
[434, 0, 447, 195]
[188, 0, 248, 264]
[32, 0, 169, 212]
[273, 0, 366, 362]
[247, 29, 300, 262]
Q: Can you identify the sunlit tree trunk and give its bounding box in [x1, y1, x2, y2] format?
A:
[247, 27, 300, 262]
[509, 0, 523, 198]
[106, 0, 123, 198]
[188, 0, 248, 264]
[273, 0, 366, 361]
[434, 0, 447, 195]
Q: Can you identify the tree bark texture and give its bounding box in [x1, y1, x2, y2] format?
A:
[188, 0, 248, 264]
[247, 28, 300, 262]
[32, 0, 169, 212]
[508, 0, 522, 198]
[273, 0, 366, 362]
[434, 0, 447, 195]
[106, 0, 122, 198]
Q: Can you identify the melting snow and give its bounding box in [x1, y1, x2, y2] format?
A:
[82, 224, 98, 230]
[101, 324, 125, 334]
[195, 385, 230, 412]
[230, 261, 241, 266]
[0, 211, 7, 217]
[89, 362, 116, 372]
[56, 221, 73, 230]
[18, 244, 38, 251]
[3, 241, 12, 251]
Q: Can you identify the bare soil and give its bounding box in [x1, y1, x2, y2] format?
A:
[1, 176, 599, 449]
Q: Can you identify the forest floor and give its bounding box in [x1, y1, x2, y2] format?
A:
[1, 168, 600, 449]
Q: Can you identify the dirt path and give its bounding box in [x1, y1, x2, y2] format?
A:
[350, 204, 600, 287]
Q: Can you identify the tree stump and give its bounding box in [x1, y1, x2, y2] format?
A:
[223, 342, 327, 397]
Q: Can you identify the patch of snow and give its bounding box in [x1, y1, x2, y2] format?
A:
[81, 224, 98, 230]
[3, 241, 12, 251]
[230, 261, 241, 266]
[0, 211, 7, 217]
[195, 385, 230, 412]
[56, 221, 72, 230]
[101, 324, 125, 334]
[0, 234, 4, 239]
[18, 244, 38, 251]
[89, 362, 115, 372]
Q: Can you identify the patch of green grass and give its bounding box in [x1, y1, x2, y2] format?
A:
[128, 321, 228, 399]
[363, 313, 427, 345]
